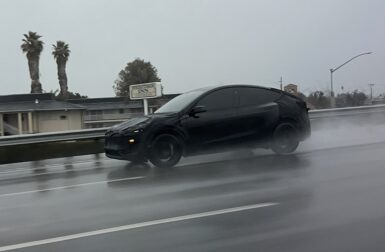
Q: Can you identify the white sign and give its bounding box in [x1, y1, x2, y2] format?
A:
[129, 82, 162, 100]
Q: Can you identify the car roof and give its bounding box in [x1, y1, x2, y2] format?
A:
[186, 84, 304, 102]
[189, 84, 282, 94]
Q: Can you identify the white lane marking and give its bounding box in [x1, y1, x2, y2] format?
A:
[0, 176, 144, 198]
[0, 202, 278, 251]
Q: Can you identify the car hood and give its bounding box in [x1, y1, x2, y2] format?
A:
[108, 113, 177, 133]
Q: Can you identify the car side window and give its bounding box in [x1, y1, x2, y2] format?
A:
[197, 88, 235, 111]
[237, 87, 280, 106]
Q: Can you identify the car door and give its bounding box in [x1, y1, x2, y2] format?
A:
[182, 87, 238, 151]
[235, 87, 280, 141]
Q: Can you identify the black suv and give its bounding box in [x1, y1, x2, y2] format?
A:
[105, 85, 310, 168]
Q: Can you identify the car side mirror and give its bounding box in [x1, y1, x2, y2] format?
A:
[189, 105, 207, 118]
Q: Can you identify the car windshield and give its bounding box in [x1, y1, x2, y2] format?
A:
[155, 89, 205, 114]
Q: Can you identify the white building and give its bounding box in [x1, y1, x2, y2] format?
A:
[0, 93, 179, 135]
[0, 94, 84, 136]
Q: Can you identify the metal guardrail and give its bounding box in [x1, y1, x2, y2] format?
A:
[84, 113, 143, 121]
[309, 104, 385, 119]
[0, 127, 108, 147]
[1, 104, 385, 147]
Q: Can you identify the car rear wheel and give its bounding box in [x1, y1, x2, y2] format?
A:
[270, 122, 299, 154]
[149, 134, 183, 168]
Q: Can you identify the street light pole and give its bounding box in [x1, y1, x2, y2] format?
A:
[330, 68, 335, 107]
[329, 52, 372, 107]
[369, 83, 375, 102]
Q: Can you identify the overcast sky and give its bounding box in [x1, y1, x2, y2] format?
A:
[1, 0, 384, 97]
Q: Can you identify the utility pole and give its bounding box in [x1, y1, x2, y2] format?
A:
[279, 76, 283, 90]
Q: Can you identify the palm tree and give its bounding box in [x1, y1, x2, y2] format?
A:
[52, 41, 70, 100]
[21, 31, 44, 93]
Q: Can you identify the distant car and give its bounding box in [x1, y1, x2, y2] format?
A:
[105, 85, 311, 168]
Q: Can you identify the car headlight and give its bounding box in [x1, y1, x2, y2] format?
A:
[122, 125, 147, 135]
[132, 128, 144, 134]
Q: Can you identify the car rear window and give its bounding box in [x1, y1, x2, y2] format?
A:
[238, 87, 280, 106]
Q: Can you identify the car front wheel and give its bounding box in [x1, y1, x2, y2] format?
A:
[148, 134, 183, 168]
[270, 122, 299, 154]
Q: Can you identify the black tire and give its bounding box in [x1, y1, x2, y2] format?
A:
[148, 134, 183, 168]
[270, 122, 299, 154]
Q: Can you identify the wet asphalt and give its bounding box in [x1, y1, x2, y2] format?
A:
[1, 130, 385, 251]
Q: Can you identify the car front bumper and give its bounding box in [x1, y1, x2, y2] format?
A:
[104, 131, 147, 161]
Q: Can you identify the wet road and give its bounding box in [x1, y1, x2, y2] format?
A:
[1, 127, 385, 251]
